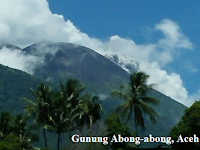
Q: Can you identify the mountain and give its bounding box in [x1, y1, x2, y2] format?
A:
[0, 42, 187, 148]
[23, 42, 129, 94]
[0, 64, 43, 113]
[23, 42, 187, 129]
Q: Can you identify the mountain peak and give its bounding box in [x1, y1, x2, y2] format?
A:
[22, 42, 129, 93]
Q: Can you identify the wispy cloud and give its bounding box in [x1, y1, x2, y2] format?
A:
[0, 0, 195, 106]
[182, 62, 198, 73]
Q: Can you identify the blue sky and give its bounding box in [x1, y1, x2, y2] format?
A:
[48, 0, 199, 42]
[0, 0, 200, 106]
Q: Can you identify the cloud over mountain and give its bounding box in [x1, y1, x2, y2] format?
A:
[0, 47, 40, 74]
[0, 0, 194, 106]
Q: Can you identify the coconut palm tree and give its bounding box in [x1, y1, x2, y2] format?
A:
[47, 79, 84, 150]
[59, 79, 84, 108]
[112, 71, 159, 136]
[24, 83, 53, 147]
[71, 95, 103, 135]
[46, 91, 71, 150]
[59, 79, 84, 132]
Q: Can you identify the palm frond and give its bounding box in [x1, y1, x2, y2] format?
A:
[139, 101, 159, 124]
[141, 97, 159, 105]
[134, 105, 145, 130]
[111, 90, 127, 100]
[22, 98, 37, 107]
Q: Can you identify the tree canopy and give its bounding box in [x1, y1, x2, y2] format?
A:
[170, 100, 200, 150]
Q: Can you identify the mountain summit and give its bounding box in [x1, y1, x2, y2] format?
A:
[23, 42, 129, 93]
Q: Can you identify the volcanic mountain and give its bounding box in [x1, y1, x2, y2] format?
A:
[22, 42, 186, 136]
[0, 42, 186, 147]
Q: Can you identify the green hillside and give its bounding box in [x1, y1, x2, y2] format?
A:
[0, 64, 43, 113]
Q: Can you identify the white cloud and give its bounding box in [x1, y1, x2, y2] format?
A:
[0, 0, 195, 106]
[0, 47, 41, 74]
[155, 19, 193, 50]
[139, 62, 189, 104]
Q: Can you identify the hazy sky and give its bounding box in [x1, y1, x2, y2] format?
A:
[0, 0, 200, 106]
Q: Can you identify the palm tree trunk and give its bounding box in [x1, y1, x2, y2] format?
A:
[134, 116, 138, 137]
[134, 108, 139, 149]
[134, 107, 138, 136]
[43, 128, 48, 147]
[57, 132, 61, 150]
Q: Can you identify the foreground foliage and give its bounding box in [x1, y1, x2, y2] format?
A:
[0, 72, 164, 149]
[0, 112, 38, 149]
[104, 114, 136, 150]
[170, 101, 200, 150]
[24, 83, 53, 147]
[24, 79, 102, 150]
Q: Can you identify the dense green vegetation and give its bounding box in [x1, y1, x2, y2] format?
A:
[0, 59, 187, 149]
[104, 114, 135, 150]
[170, 101, 200, 150]
[0, 71, 163, 150]
[0, 64, 43, 113]
[0, 112, 38, 149]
